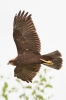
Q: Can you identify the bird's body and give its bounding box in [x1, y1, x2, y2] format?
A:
[8, 10, 62, 82]
[13, 52, 41, 66]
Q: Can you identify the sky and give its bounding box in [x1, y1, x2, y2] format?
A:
[0, 0, 66, 100]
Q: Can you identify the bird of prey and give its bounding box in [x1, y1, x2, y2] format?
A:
[8, 10, 62, 83]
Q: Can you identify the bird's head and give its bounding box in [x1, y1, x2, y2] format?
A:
[8, 59, 15, 66]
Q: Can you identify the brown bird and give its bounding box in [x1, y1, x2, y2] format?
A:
[8, 10, 62, 83]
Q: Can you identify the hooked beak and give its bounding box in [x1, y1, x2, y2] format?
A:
[7, 61, 14, 66]
[7, 62, 10, 65]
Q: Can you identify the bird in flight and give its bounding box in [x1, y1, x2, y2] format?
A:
[8, 10, 62, 83]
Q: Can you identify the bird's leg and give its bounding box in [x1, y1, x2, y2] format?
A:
[40, 59, 53, 66]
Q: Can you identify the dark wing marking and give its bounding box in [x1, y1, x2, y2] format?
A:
[14, 64, 41, 82]
[13, 10, 41, 54]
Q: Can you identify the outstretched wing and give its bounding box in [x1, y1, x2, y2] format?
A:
[14, 64, 41, 82]
[13, 11, 41, 54]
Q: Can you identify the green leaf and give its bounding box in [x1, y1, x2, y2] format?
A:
[2, 94, 8, 100]
[8, 87, 17, 93]
[45, 84, 53, 88]
[19, 94, 28, 100]
[25, 86, 32, 89]
[40, 89, 44, 93]
[41, 77, 47, 82]
[49, 76, 53, 79]
[32, 90, 36, 95]
[36, 94, 44, 100]
[25, 96, 28, 100]
[37, 87, 39, 90]
[16, 78, 21, 83]
[19, 94, 25, 98]
[39, 74, 42, 79]
[44, 68, 47, 73]
[0, 75, 3, 79]
[39, 83, 44, 85]
[2, 82, 8, 94]
[11, 87, 17, 90]
[33, 80, 38, 83]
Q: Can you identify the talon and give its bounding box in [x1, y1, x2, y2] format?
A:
[40, 59, 53, 66]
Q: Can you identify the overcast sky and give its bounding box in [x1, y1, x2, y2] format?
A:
[0, 0, 66, 100]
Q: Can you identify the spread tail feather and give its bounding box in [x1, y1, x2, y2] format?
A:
[40, 50, 62, 70]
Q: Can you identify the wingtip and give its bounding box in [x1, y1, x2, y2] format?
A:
[18, 10, 21, 16]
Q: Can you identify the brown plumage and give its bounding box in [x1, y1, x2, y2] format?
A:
[8, 10, 63, 82]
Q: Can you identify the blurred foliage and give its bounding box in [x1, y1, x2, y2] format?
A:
[0, 66, 53, 100]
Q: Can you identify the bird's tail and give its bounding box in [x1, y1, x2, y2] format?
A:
[40, 50, 62, 69]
